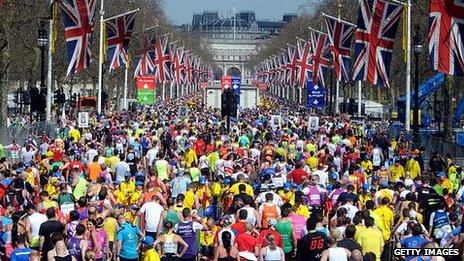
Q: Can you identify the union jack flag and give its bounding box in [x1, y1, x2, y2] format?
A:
[153, 37, 171, 82]
[106, 12, 136, 71]
[192, 56, 201, 84]
[58, 0, 97, 76]
[133, 51, 155, 78]
[325, 16, 356, 83]
[172, 47, 186, 86]
[133, 35, 155, 78]
[286, 46, 297, 86]
[278, 53, 287, 85]
[429, 0, 464, 76]
[310, 30, 331, 88]
[352, 0, 403, 87]
[184, 52, 193, 84]
[295, 39, 313, 88]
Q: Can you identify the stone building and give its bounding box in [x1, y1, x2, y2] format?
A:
[181, 11, 297, 84]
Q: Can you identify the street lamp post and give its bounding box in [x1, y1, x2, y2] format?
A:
[412, 27, 422, 145]
[37, 21, 48, 121]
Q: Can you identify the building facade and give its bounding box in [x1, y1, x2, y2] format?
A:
[182, 11, 296, 85]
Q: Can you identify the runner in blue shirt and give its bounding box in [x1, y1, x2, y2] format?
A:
[10, 235, 32, 261]
[115, 214, 143, 261]
[400, 223, 430, 261]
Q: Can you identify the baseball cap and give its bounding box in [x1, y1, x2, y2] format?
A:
[199, 176, 207, 185]
[142, 236, 154, 246]
[124, 171, 132, 177]
[409, 210, 417, 219]
[330, 172, 338, 180]
[380, 180, 388, 188]
[135, 181, 144, 186]
[362, 183, 369, 191]
[283, 183, 291, 190]
[438, 172, 446, 178]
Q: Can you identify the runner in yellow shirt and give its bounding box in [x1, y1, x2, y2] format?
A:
[405, 156, 421, 180]
[388, 160, 405, 182]
[141, 236, 161, 261]
[373, 197, 394, 241]
[356, 217, 384, 261]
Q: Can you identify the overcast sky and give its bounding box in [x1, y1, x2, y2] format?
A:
[163, 0, 311, 25]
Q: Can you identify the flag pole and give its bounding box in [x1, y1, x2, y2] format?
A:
[405, 0, 411, 132]
[102, 8, 140, 22]
[97, 0, 104, 115]
[162, 81, 166, 101]
[308, 26, 328, 36]
[357, 81, 362, 116]
[46, 0, 54, 122]
[321, 13, 356, 27]
[123, 65, 128, 110]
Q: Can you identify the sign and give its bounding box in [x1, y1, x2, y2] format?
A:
[232, 76, 241, 105]
[78, 112, 89, 128]
[136, 76, 157, 90]
[200, 82, 208, 89]
[270, 115, 281, 130]
[137, 90, 156, 105]
[281, 109, 289, 122]
[178, 106, 189, 119]
[221, 76, 232, 89]
[308, 116, 320, 131]
[306, 80, 326, 108]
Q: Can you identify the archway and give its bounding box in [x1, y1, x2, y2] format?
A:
[226, 67, 241, 77]
[213, 67, 223, 80]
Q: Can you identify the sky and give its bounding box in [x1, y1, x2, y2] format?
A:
[163, 0, 311, 25]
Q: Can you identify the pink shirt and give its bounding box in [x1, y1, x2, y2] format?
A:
[290, 213, 306, 240]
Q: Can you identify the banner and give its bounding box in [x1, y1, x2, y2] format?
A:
[78, 112, 89, 128]
[306, 79, 326, 108]
[136, 76, 157, 90]
[137, 90, 155, 104]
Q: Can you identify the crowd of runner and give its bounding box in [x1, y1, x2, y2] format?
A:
[0, 93, 463, 261]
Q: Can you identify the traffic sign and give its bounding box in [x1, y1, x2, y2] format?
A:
[136, 76, 157, 90]
[306, 79, 325, 108]
[221, 76, 232, 89]
[232, 76, 241, 106]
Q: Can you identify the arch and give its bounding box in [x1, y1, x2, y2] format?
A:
[226, 67, 241, 77]
[213, 67, 223, 80]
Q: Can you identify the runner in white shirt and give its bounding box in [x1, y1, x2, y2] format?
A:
[138, 195, 165, 238]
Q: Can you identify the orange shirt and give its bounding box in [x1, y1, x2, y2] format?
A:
[261, 203, 278, 229]
[348, 136, 357, 147]
[88, 162, 102, 182]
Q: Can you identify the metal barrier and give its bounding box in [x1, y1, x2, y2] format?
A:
[423, 135, 464, 159]
[0, 122, 57, 146]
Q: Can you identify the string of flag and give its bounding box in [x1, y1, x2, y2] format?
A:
[55, 0, 214, 104]
[253, 0, 464, 91]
